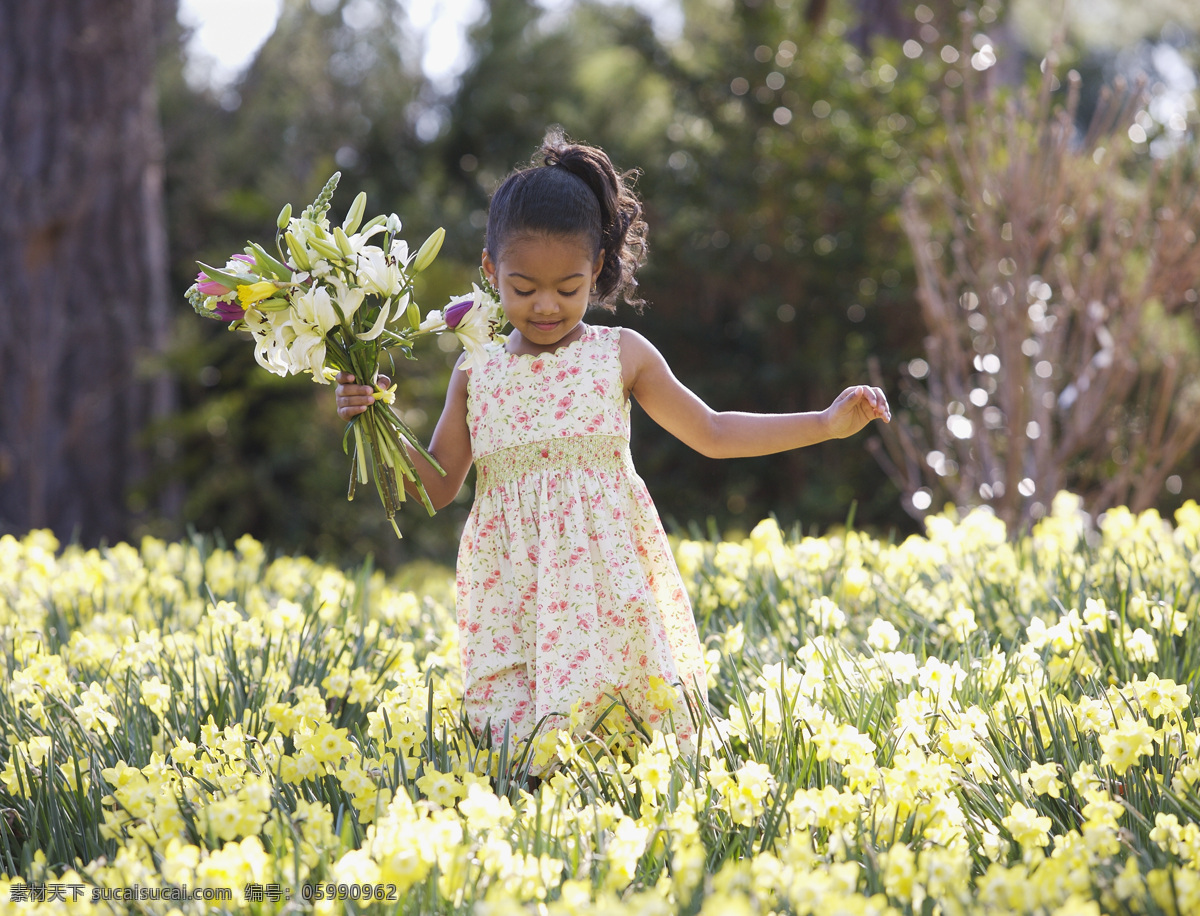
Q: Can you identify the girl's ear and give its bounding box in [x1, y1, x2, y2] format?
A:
[481, 249, 497, 284]
[592, 250, 604, 285]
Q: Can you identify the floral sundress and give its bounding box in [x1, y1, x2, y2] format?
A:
[457, 324, 707, 757]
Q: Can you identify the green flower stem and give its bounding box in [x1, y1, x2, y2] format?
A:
[334, 330, 444, 535]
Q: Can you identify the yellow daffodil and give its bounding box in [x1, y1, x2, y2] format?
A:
[7, 495, 1200, 911]
[236, 280, 279, 306]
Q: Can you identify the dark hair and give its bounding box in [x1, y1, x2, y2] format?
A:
[486, 128, 649, 312]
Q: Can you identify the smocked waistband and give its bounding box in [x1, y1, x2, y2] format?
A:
[474, 436, 631, 492]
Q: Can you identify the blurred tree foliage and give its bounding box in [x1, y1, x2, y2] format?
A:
[151, 0, 1197, 565]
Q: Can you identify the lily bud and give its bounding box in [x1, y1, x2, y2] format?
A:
[360, 215, 386, 234]
[406, 299, 421, 331]
[343, 191, 367, 235]
[277, 203, 292, 229]
[333, 226, 354, 257]
[410, 227, 445, 274]
[307, 235, 344, 262]
[284, 232, 311, 271]
[255, 295, 292, 312]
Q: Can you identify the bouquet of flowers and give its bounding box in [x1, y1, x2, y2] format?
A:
[185, 172, 505, 536]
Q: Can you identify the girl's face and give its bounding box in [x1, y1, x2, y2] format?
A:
[482, 234, 603, 354]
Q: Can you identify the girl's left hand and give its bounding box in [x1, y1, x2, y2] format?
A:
[824, 385, 891, 439]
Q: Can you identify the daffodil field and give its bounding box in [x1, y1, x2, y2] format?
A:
[3, 493, 1200, 915]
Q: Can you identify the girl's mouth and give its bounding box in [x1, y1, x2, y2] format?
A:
[531, 321, 559, 331]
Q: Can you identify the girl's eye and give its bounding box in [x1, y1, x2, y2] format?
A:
[560, 288, 581, 297]
[513, 288, 534, 296]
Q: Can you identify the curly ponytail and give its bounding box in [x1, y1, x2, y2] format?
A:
[486, 128, 649, 312]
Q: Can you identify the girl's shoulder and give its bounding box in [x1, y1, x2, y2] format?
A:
[604, 326, 667, 395]
[607, 325, 658, 358]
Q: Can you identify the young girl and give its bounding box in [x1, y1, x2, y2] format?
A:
[336, 132, 890, 761]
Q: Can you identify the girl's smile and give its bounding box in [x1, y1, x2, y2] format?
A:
[482, 233, 603, 356]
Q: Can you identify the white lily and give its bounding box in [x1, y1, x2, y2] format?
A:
[356, 246, 404, 298]
[287, 286, 341, 380]
[454, 310, 494, 372]
[292, 285, 340, 334]
[290, 329, 329, 379]
[323, 276, 366, 325]
[390, 237, 410, 266]
[418, 308, 448, 333]
[286, 215, 330, 245]
[431, 283, 505, 372]
[339, 223, 387, 260]
[245, 307, 298, 377]
[357, 298, 393, 341]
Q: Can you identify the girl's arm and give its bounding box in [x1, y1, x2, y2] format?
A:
[619, 329, 890, 460]
[334, 360, 474, 511]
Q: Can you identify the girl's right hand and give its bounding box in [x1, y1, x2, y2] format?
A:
[335, 372, 389, 421]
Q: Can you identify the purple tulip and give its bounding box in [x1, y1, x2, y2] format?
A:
[196, 255, 255, 296]
[445, 299, 474, 328]
[196, 275, 231, 296]
[210, 300, 247, 321]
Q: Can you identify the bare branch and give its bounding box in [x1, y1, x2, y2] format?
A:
[873, 37, 1200, 535]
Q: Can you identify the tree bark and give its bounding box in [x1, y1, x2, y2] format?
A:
[0, 0, 172, 543]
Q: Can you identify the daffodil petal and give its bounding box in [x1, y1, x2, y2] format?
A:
[237, 280, 278, 307]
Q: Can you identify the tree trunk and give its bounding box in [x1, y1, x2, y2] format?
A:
[0, 0, 172, 543]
